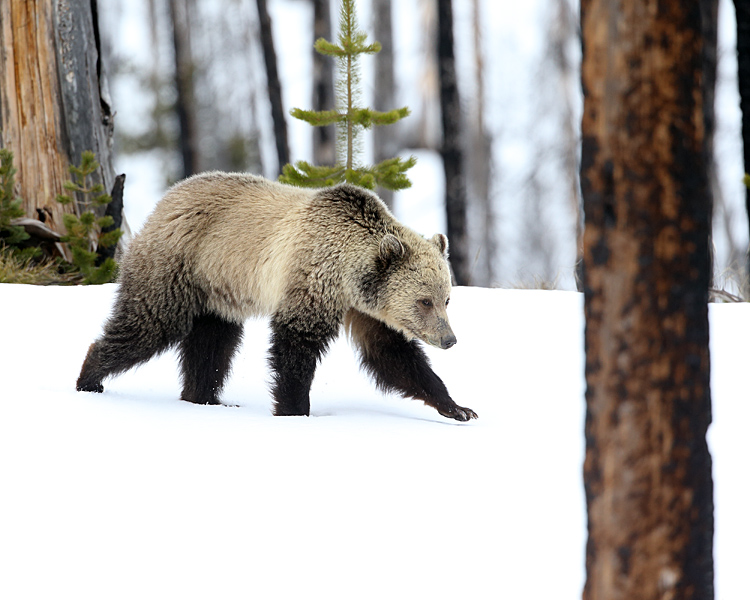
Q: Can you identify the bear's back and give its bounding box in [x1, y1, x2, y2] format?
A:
[122, 173, 315, 318]
[121, 173, 404, 321]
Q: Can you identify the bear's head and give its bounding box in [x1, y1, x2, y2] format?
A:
[372, 231, 456, 350]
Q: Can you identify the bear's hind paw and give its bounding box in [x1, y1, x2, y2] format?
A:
[76, 380, 103, 393]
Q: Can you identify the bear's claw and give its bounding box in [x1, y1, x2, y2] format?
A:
[439, 405, 478, 422]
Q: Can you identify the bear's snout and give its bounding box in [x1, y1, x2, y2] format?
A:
[440, 333, 457, 349]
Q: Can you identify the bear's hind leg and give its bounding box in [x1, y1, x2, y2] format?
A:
[77, 312, 182, 393]
[345, 310, 477, 422]
[178, 313, 244, 405]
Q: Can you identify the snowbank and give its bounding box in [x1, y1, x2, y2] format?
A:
[1, 284, 747, 599]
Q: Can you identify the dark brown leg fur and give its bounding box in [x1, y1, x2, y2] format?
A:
[345, 309, 477, 422]
[269, 310, 340, 416]
[178, 313, 243, 405]
[76, 343, 105, 393]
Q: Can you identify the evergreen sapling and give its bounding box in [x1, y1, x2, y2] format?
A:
[0, 148, 31, 249]
[57, 151, 122, 284]
[280, 0, 415, 190]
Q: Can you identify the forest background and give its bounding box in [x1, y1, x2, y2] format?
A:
[99, 0, 748, 292]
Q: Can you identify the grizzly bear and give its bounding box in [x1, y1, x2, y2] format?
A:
[76, 172, 477, 422]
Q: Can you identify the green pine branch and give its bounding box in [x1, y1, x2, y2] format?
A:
[282, 155, 416, 192]
[289, 108, 345, 127]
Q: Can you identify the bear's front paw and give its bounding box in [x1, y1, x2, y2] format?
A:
[439, 405, 478, 422]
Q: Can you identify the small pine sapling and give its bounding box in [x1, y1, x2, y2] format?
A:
[57, 151, 122, 284]
[280, 0, 415, 190]
[0, 149, 31, 248]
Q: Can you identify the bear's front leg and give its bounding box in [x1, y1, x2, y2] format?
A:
[346, 309, 477, 422]
[269, 311, 340, 416]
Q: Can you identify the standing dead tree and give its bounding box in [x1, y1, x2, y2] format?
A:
[0, 0, 126, 255]
[372, 0, 396, 208]
[436, 0, 469, 285]
[580, 0, 716, 598]
[312, 0, 336, 168]
[168, 0, 199, 179]
[256, 0, 290, 175]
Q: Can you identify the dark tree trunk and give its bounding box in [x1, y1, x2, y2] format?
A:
[436, 0, 469, 285]
[580, 0, 716, 598]
[373, 0, 395, 208]
[312, 0, 335, 168]
[256, 0, 290, 175]
[0, 0, 126, 253]
[168, 0, 199, 179]
[735, 0, 750, 279]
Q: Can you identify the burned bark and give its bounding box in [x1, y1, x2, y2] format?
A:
[580, 0, 716, 599]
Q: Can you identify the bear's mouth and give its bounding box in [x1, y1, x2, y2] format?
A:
[410, 327, 441, 348]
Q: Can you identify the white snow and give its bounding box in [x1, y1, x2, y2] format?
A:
[1, 283, 748, 599]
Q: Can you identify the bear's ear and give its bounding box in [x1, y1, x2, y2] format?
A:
[380, 233, 405, 264]
[430, 233, 449, 258]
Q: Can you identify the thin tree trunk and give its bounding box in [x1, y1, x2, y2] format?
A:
[580, 0, 716, 598]
[0, 0, 124, 257]
[312, 0, 335, 168]
[735, 0, 750, 281]
[373, 0, 395, 208]
[168, 0, 199, 179]
[256, 0, 290, 175]
[467, 0, 493, 286]
[436, 0, 469, 286]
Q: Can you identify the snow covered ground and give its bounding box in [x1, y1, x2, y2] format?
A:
[1, 283, 748, 599]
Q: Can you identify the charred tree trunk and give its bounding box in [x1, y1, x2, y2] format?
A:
[580, 0, 716, 598]
[168, 0, 199, 179]
[312, 0, 335, 168]
[256, 0, 290, 175]
[373, 0, 395, 208]
[735, 0, 750, 279]
[0, 0, 125, 254]
[436, 0, 469, 285]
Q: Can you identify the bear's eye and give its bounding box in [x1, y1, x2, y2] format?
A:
[445, 298, 450, 307]
[421, 299, 433, 308]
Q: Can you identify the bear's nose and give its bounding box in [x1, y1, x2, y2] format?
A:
[440, 334, 457, 349]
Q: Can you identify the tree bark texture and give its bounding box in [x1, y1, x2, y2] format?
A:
[256, 0, 290, 175]
[734, 0, 750, 277]
[580, 0, 716, 599]
[436, 0, 469, 285]
[312, 0, 335, 168]
[0, 0, 119, 246]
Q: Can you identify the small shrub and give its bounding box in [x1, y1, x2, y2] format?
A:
[57, 151, 122, 284]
